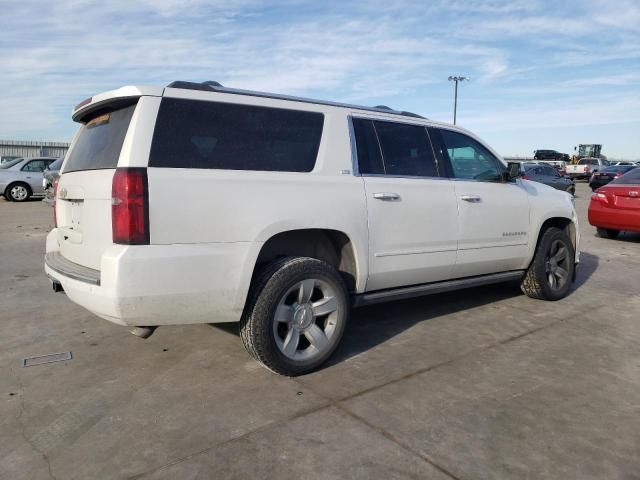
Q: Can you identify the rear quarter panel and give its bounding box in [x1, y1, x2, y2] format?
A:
[146, 106, 369, 301]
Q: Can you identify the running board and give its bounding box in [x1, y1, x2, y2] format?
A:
[353, 271, 524, 307]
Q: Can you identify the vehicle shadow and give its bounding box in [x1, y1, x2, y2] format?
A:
[325, 281, 524, 368]
[610, 231, 640, 243]
[571, 251, 598, 290]
[211, 254, 600, 371]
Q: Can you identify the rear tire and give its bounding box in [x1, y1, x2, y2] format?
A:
[240, 257, 349, 376]
[5, 182, 32, 202]
[521, 227, 574, 301]
[597, 228, 619, 239]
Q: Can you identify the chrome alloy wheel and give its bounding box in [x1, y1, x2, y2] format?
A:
[10, 185, 29, 201]
[273, 278, 340, 361]
[545, 239, 570, 291]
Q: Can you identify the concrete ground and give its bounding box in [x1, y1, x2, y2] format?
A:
[1, 182, 639, 480]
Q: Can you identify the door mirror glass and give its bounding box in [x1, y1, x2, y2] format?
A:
[506, 162, 521, 181]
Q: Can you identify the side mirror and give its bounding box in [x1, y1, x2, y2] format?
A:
[504, 162, 521, 181]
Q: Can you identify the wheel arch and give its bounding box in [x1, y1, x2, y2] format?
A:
[532, 216, 576, 261]
[250, 228, 361, 294]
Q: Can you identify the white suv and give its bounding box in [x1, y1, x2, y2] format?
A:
[45, 81, 580, 375]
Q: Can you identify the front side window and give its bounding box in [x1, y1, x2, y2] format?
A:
[149, 98, 324, 172]
[372, 120, 438, 177]
[437, 129, 503, 181]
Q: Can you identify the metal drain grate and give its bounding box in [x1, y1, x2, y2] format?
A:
[22, 352, 72, 367]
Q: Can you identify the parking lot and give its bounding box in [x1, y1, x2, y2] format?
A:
[1, 182, 639, 479]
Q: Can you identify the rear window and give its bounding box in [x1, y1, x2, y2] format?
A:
[64, 104, 137, 173]
[149, 98, 324, 172]
[578, 158, 599, 165]
[611, 167, 640, 184]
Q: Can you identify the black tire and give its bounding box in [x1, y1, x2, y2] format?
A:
[597, 228, 619, 239]
[521, 227, 575, 301]
[239, 257, 349, 376]
[5, 182, 32, 202]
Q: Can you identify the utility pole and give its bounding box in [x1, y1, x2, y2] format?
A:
[448, 76, 468, 125]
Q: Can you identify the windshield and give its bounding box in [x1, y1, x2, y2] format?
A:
[0, 158, 23, 169]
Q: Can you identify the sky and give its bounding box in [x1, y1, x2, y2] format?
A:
[1, 0, 639, 159]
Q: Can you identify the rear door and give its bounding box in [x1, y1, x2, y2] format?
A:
[354, 118, 458, 291]
[56, 102, 139, 270]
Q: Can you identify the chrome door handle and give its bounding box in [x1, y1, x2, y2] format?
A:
[460, 195, 482, 203]
[373, 192, 400, 201]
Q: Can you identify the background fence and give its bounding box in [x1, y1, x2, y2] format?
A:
[0, 139, 70, 159]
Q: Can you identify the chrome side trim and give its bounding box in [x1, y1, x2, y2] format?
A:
[353, 270, 524, 307]
[45, 252, 101, 286]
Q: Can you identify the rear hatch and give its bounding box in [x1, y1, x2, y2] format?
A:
[56, 102, 138, 270]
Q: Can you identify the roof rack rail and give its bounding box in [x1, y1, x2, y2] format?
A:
[166, 81, 426, 120]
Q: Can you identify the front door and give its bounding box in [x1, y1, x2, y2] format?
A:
[430, 127, 530, 278]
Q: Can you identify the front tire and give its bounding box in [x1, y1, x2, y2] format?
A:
[521, 227, 575, 300]
[240, 257, 349, 376]
[597, 228, 619, 239]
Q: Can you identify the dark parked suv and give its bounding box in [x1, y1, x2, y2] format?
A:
[534, 150, 569, 161]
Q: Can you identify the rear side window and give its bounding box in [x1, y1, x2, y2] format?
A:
[372, 120, 438, 177]
[65, 104, 137, 173]
[149, 98, 324, 172]
[612, 168, 640, 184]
[352, 119, 384, 174]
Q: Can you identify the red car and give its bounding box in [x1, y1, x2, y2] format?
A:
[588, 167, 640, 238]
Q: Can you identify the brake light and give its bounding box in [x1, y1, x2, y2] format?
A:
[52, 179, 59, 227]
[111, 168, 149, 245]
[521, 174, 529, 180]
[591, 192, 609, 204]
[584, 166, 588, 172]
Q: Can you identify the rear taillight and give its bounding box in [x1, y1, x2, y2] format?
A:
[111, 168, 149, 245]
[584, 166, 588, 172]
[52, 179, 59, 227]
[591, 192, 609, 204]
[521, 174, 529, 180]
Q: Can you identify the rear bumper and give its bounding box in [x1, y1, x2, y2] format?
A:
[588, 203, 640, 232]
[45, 229, 262, 327]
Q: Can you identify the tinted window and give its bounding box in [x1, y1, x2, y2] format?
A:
[541, 166, 557, 176]
[438, 129, 503, 181]
[149, 98, 324, 172]
[21, 160, 48, 172]
[373, 121, 437, 177]
[611, 168, 640, 184]
[353, 119, 384, 174]
[65, 104, 137, 173]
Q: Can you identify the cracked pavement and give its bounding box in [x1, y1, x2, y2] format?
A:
[1, 182, 639, 479]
